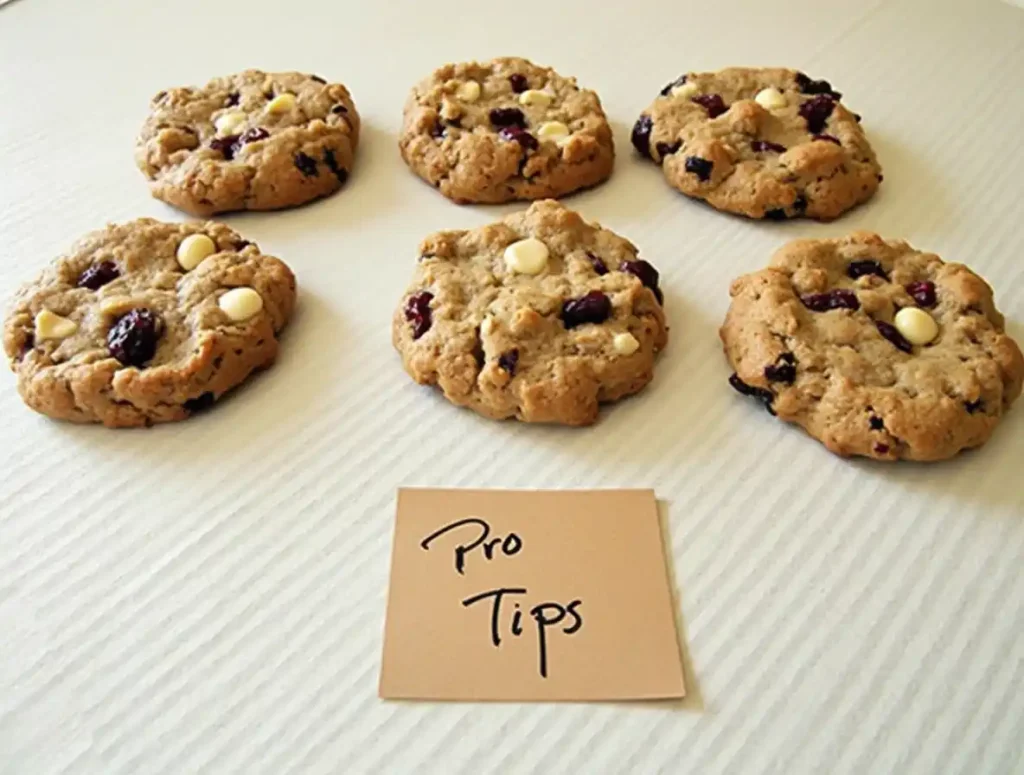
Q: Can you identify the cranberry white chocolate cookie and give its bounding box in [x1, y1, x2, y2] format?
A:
[721, 232, 1024, 461]
[399, 57, 614, 203]
[632, 68, 881, 220]
[136, 70, 359, 216]
[3, 219, 296, 427]
[393, 200, 667, 425]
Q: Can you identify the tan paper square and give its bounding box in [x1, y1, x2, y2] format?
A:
[379, 488, 685, 701]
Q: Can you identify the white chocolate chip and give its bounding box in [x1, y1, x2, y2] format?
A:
[214, 111, 246, 136]
[613, 332, 640, 356]
[671, 82, 699, 99]
[518, 89, 553, 107]
[176, 234, 217, 271]
[34, 309, 78, 341]
[503, 238, 550, 275]
[265, 92, 296, 114]
[754, 87, 787, 110]
[218, 287, 264, 322]
[894, 307, 939, 346]
[536, 121, 570, 144]
[480, 317, 495, 335]
[456, 81, 481, 102]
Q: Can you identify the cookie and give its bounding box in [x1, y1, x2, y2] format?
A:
[3, 219, 296, 427]
[721, 232, 1024, 461]
[135, 70, 359, 216]
[393, 200, 667, 425]
[399, 57, 614, 204]
[632, 68, 881, 220]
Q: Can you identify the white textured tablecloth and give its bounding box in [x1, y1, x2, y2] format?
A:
[2, 0, 1023, 772]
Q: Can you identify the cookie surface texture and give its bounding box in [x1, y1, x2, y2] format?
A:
[136, 70, 359, 215]
[632, 67, 881, 220]
[399, 57, 614, 203]
[721, 232, 1024, 461]
[393, 200, 668, 425]
[3, 219, 297, 427]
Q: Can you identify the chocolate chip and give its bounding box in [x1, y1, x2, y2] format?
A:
[184, 392, 216, 413]
[875, 320, 913, 353]
[498, 349, 519, 375]
[631, 115, 653, 159]
[800, 289, 859, 312]
[692, 93, 728, 118]
[684, 155, 713, 182]
[77, 261, 119, 290]
[404, 291, 434, 339]
[323, 148, 349, 184]
[660, 74, 687, 96]
[107, 308, 163, 367]
[728, 374, 776, 415]
[294, 151, 319, 177]
[561, 291, 612, 329]
[764, 352, 797, 384]
[847, 260, 887, 280]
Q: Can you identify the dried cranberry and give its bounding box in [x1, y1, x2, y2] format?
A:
[404, 291, 434, 340]
[331, 104, 348, 114]
[587, 252, 608, 275]
[905, 281, 937, 308]
[752, 140, 786, 153]
[508, 74, 529, 93]
[561, 291, 612, 329]
[684, 156, 713, 182]
[869, 416, 885, 430]
[430, 120, 446, 139]
[310, 75, 326, 84]
[814, 133, 841, 146]
[489, 107, 527, 128]
[225, 91, 240, 107]
[764, 209, 787, 221]
[294, 152, 319, 177]
[692, 93, 728, 118]
[77, 261, 119, 290]
[728, 374, 776, 415]
[660, 74, 687, 96]
[210, 135, 240, 160]
[498, 349, 519, 375]
[19, 332, 34, 360]
[874, 443, 890, 455]
[323, 148, 349, 184]
[795, 72, 842, 100]
[239, 127, 269, 145]
[799, 94, 836, 134]
[184, 392, 216, 413]
[875, 320, 913, 353]
[631, 115, 653, 158]
[801, 289, 860, 312]
[655, 140, 681, 160]
[764, 353, 796, 384]
[620, 259, 663, 304]
[793, 196, 808, 212]
[234, 240, 252, 250]
[107, 308, 163, 367]
[847, 260, 887, 280]
[499, 125, 539, 151]
[965, 399, 985, 414]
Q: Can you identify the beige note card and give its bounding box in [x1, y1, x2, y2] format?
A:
[379, 488, 685, 702]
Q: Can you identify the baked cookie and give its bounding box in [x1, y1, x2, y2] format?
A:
[721, 232, 1023, 461]
[3, 219, 296, 427]
[393, 200, 667, 425]
[632, 68, 881, 220]
[399, 57, 614, 204]
[136, 70, 359, 216]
